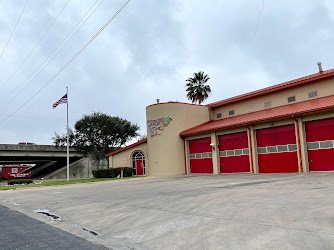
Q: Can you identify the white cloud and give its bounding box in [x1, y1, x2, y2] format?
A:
[0, 0, 333, 144]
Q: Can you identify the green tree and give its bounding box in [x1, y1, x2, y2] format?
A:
[137, 134, 147, 142]
[52, 112, 139, 160]
[185, 71, 211, 104]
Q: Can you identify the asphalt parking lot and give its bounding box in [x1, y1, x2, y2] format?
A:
[1, 173, 334, 250]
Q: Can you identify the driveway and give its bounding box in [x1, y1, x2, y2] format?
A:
[1, 173, 334, 249]
[0, 205, 107, 250]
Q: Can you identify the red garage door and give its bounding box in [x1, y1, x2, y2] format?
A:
[305, 118, 334, 171]
[189, 138, 213, 173]
[218, 132, 250, 173]
[256, 125, 298, 173]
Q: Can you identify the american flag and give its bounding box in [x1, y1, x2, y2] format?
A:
[52, 93, 68, 109]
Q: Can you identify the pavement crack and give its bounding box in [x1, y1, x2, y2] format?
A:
[72, 224, 102, 237]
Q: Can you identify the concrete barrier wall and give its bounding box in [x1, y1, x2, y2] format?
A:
[0, 144, 83, 157]
[45, 157, 108, 180]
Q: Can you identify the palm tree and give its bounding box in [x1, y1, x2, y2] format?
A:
[185, 71, 211, 104]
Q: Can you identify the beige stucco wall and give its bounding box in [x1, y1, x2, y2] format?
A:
[253, 118, 294, 130]
[108, 142, 148, 171]
[146, 102, 209, 176]
[301, 110, 334, 123]
[213, 77, 334, 120]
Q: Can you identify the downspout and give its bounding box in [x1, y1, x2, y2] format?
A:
[182, 137, 187, 175]
[245, 124, 254, 173]
[292, 115, 303, 172]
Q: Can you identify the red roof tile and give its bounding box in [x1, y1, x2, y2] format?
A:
[180, 95, 334, 137]
[105, 139, 147, 157]
[207, 68, 334, 108]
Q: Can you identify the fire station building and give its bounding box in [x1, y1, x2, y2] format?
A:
[106, 66, 334, 176]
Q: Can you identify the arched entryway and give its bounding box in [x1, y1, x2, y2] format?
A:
[132, 151, 145, 176]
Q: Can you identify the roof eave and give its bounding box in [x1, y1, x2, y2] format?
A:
[105, 138, 147, 157]
[180, 105, 334, 137]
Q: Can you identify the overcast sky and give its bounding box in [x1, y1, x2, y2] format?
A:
[0, 0, 333, 145]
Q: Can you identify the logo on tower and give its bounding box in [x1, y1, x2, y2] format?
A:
[147, 117, 172, 137]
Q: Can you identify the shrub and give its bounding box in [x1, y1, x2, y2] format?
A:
[92, 167, 133, 178]
[123, 167, 133, 177]
[0, 177, 7, 181]
[8, 179, 33, 185]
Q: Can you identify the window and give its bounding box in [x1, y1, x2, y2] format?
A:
[257, 147, 267, 154]
[264, 101, 272, 108]
[248, 105, 254, 112]
[288, 144, 297, 151]
[308, 91, 317, 98]
[307, 142, 319, 150]
[229, 110, 235, 116]
[219, 151, 226, 157]
[287, 96, 296, 103]
[235, 149, 242, 156]
[267, 146, 278, 153]
[216, 113, 222, 119]
[277, 145, 288, 152]
[226, 150, 234, 156]
[320, 140, 333, 149]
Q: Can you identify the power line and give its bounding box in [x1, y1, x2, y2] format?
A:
[0, 113, 45, 119]
[0, 0, 131, 125]
[0, 0, 103, 110]
[0, 0, 29, 61]
[254, 0, 265, 37]
[0, 108, 85, 118]
[0, 0, 70, 89]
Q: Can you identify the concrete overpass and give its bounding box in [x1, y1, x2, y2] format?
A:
[0, 144, 84, 178]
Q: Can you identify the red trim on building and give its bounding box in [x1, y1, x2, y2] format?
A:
[207, 68, 334, 108]
[147, 101, 205, 108]
[180, 95, 334, 137]
[105, 139, 147, 157]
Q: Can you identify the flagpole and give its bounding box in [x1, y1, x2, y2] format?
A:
[66, 86, 69, 181]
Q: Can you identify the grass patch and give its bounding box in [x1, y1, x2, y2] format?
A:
[0, 176, 141, 191]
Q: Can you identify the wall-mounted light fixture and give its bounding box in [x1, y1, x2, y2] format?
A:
[210, 142, 215, 151]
